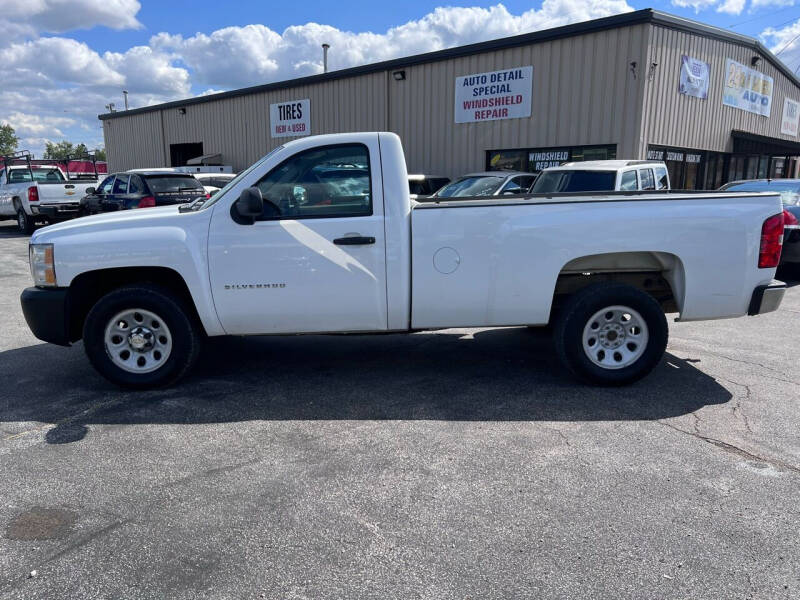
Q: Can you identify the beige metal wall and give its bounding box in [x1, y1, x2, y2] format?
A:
[641, 24, 800, 153]
[103, 25, 650, 175]
[105, 71, 388, 172]
[391, 24, 649, 175]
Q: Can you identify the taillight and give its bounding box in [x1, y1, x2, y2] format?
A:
[758, 213, 784, 268]
[138, 196, 155, 208]
[205, 193, 211, 199]
[784, 209, 799, 226]
[27, 186, 39, 202]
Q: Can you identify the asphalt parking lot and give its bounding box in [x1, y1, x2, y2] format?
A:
[1, 222, 799, 599]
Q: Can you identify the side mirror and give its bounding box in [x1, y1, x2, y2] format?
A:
[85, 187, 96, 195]
[233, 187, 264, 224]
[292, 185, 307, 205]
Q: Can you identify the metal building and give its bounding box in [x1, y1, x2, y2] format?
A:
[100, 8, 800, 189]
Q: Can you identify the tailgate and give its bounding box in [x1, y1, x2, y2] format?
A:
[36, 181, 95, 204]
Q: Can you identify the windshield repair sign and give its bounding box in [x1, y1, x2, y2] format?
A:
[270, 99, 310, 138]
[455, 66, 533, 124]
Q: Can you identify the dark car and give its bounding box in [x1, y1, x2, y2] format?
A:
[80, 171, 207, 215]
[408, 174, 450, 196]
[719, 179, 800, 269]
[432, 171, 536, 198]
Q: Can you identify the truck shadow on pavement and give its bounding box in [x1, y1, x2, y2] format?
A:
[0, 327, 731, 444]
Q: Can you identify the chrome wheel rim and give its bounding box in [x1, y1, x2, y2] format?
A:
[104, 308, 172, 374]
[581, 305, 648, 370]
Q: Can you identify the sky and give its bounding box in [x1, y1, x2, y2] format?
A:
[3, 0, 800, 158]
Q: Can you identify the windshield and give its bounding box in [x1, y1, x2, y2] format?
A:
[532, 170, 616, 193]
[7, 167, 65, 183]
[436, 176, 505, 197]
[720, 181, 800, 205]
[144, 175, 204, 193]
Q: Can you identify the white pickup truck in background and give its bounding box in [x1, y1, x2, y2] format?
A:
[532, 160, 671, 193]
[0, 155, 99, 234]
[20, 132, 786, 389]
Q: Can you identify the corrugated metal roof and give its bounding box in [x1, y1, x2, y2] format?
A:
[100, 9, 800, 121]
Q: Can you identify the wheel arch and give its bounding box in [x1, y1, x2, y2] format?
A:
[552, 251, 686, 318]
[67, 266, 207, 342]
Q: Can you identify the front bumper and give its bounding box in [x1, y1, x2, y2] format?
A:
[20, 287, 71, 346]
[747, 280, 787, 316]
[31, 203, 80, 221]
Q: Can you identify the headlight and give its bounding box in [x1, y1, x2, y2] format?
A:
[29, 243, 57, 287]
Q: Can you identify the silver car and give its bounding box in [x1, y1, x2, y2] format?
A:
[433, 171, 536, 198]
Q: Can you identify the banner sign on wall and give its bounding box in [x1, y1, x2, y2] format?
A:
[679, 55, 709, 99]
[455, 66, 533, 123]
[781, 98, 800, 136]
[270, 99, 310, 138]
[722, 58, 773, 117]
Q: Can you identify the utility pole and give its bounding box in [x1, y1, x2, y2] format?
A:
[322, 43, 330, 73]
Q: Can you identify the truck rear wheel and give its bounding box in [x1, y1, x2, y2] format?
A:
[17, 208, 35, 235]
[554, 282, 668, 385]
[83, 285, 201, 389]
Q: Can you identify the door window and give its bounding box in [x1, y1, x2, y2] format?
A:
[128, 175, 143, 194]
[254, 144, 371, 219]
[619, 171, 638, 191]
[654, 167, 669, 190]
[97, 176, 115, 194]
[112, 175, 129, 194]
[638, 169, 655, 190]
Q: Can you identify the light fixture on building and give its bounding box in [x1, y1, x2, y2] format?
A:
[178, 107, 186, 115]
[393, 70, 406, 81]
[751, 56, 761, 67]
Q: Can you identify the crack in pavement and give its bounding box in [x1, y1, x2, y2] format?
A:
[715, 377, 754, 435]
[658, 421, 800, 475]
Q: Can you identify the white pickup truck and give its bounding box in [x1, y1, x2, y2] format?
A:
[0, 161, 98, 233]
[20, 132, 787, 388]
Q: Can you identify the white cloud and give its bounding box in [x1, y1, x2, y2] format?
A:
[671, 0, 747, 13]
[0, 1, 635, 157]
[2, 0, 142, 33]
[762, 18, 800, 73]
[153, 0, 634, 88]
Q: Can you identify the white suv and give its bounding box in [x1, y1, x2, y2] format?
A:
[531, 160, 670, 193]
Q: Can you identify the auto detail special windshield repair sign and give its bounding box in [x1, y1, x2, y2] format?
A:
[270, 99, 310, 138]
[455, 66, 533, 123]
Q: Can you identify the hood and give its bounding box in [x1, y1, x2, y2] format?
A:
[31, 205, 197, 242]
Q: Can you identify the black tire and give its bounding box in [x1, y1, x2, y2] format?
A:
[16, 208, 35, 235]
[83, 284, 201, 389]
[554, 282, 668, 386]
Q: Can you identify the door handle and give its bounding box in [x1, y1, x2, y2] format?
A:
[333, 236, 375, 245]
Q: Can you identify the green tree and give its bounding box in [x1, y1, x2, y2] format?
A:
[43, 140, 75, 160]
[0, 124, 19, 156]
[93, 147, 107, 161]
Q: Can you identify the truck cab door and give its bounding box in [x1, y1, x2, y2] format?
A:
[86, 175, 115, 213]
[207, 141, 388, 335]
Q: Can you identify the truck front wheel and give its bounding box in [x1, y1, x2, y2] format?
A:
[554, 283, 668, 385]
[16, 208, 35, 235]
[83, 285, 201, 389]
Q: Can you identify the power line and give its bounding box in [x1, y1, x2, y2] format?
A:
[729, 5, 799, 29]
[775, 29, 800, 56]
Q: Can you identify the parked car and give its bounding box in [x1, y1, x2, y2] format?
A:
[433, 171, 536, 197]
[408, 174, 450, 196]
[80, 171, 207, 215]
[21, 132, 785, 390]
[719, 179, 800, 269]
[192, 172, 237, 196]
[532, 160, 670, 193]
[0, 153, 99, 234]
